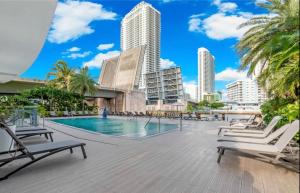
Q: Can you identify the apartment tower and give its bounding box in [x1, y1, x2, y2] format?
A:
[197, 47, 215, 101]
[121, 1, 161, 89]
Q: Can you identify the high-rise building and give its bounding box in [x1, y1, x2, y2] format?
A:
[121, 1, 161, 89]
[197, 47, 215, 101]
[226, 79, 259, 106]
[145, 67, 183, 104]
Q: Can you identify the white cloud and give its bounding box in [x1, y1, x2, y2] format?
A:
[212, 0, 237, 13]
[188, 18, 202, 32]
[215, 68, 247, 81]
[183, 80, 198, 101]
[68, 46, 81, 52]
[83, 50, 120, 68]
[48, 0, 117, 44]
[255, 0, 267, 4]
[161, 0, 175, 3]
[97, 43, 114, 51]
[67, 51, 92, 59]
[160, 58, 177, 69]
[202, 13, 250, 40]
[190, 13, 206, 18]
[219, 2, 237, 13]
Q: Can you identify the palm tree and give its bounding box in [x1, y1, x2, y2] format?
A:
[70, 66, 97, 110]
[47, 60, 75, 91]
[236, 0, 299, 98]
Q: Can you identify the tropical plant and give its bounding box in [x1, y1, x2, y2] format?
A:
[47, 60, 75, 91]
[260, 97, 299, 142]
[70, 66, 96, 96]
[209, 102, 225, 109]
[186, 104, 194, 113]
[237, 0, 299, 98]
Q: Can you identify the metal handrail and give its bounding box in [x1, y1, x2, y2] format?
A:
[144, 116, 153, 129]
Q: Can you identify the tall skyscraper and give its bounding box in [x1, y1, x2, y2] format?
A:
[197, 47, 215, 101]
[121, 1, 161, 89]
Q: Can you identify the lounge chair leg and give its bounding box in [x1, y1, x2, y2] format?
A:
[217, 147, 220, 152]
[81, 145, 87, 159]
[218, 128, 222, 135]
[222, 149, 225, 155]
[45, 134, 49, 139]
[70, 148, 73, 154]
[49, 133, 53, 142]
[217, 148, 224, 163]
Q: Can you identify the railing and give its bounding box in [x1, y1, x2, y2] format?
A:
[144, 114, 183, 132]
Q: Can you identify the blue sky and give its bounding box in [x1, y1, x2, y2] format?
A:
[21, 0, 268, 96]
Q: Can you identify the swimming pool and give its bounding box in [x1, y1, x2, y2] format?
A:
[51, 117, 178, 138]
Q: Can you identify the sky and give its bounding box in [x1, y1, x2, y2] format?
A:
[21, 0, 269, 98]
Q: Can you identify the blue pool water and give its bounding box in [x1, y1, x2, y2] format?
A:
[51, 117, 178, 138]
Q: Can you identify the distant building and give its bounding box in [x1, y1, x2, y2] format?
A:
[226, 79, 269, 106]
[145, 67, 183, 104]
[183, 83, 198, 102]
[197, 47, 215, 101]
[202, 92, 222, 103]
[121, 1, 161, 89]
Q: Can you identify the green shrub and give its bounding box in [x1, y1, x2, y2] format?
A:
[56, 111, 63, 117]
[260, 98, 299, 142]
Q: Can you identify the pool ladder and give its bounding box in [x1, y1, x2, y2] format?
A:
[144, 116, 161, 132]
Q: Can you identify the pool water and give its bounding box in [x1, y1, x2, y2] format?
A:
[51, 117, 178, 138]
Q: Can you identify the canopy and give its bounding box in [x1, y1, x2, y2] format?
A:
[0, 1, 57, 83]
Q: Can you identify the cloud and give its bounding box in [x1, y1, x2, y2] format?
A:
[215, 68, 247, 81]
[202, 13, 250, 40]
[160, 58, 177, 69]
[48, 0, 117, 44]
[161, 0, 176, 3]
[188, 17, 202, 32]
[188, 0, 268, 40]
[212, 0, 237, 13]
[183, 80, 198, 101]
[97, 43, 114, 51]
[83, 50, 120, 68]
[219, 2, 238, 13]
[67, 51, 92, 59]
[68, 47, 81, 52]
[255, 0, 267, 4]
[190, 13, 206, 18]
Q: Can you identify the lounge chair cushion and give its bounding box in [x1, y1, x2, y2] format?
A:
[218, 141, 278, 153]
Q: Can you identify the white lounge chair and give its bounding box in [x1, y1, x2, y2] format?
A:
[63, 111, 70, 116]
[49, 111, 57, 117]
[230, 114, 256, 125]
[217, 123, 290, 144]
[219, 118, 263, 131]
[217, 120, 299, 164]
[218, 116, 281, 136]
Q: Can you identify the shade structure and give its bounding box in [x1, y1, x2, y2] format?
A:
[0, 1, 57, 83]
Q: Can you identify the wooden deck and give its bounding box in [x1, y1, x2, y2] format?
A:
[0, 118, 299, 193]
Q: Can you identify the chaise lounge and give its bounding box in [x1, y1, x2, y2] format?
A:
[217, 120, 299, 164]
[0, 122, 87, 181]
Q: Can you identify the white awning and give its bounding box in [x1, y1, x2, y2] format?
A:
[0, 1, 57, 83]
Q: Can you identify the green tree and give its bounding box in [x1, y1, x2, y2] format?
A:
[198, 100, 209, 110]
[209, 102, 225, 109]
[70, 67, 97, 111]
[47, 60, 75, 91]
[237, 0, 299, 98]
[186, 104, 194, 113]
